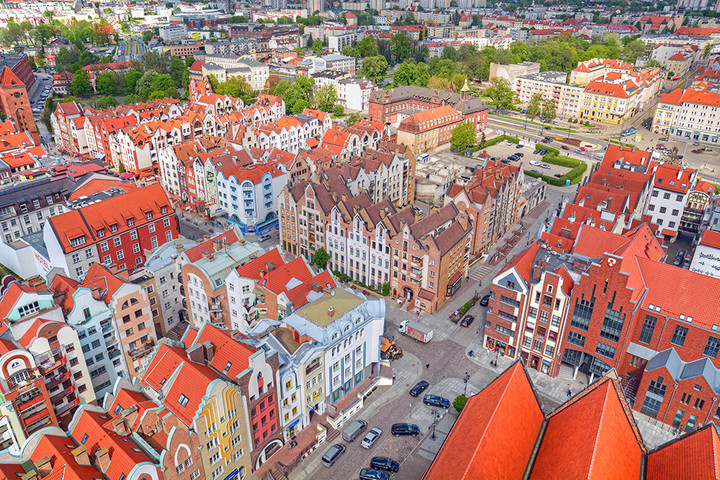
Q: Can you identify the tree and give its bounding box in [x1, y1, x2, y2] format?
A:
[450, 121, 477, 152]
[313, 247, 329, 269]
[450, 73, 466, 92]
[126, 70, 143, 94]
[390, 33, 412, 63]
[311, 40, 323, 55]
[346, 112, 362, 126]
[358, 55, 388, 81]
[96, 96, 119, 109]
[526, 92, 543, 120]
[169, 56, 188, 88]
[484, 77, 515, 112]
[413, 45, 429, 63]
[356, 36, 378, 57]
[314, 84, 337, 111]
[453, 395, 468, 413]
[124, 93, 142, 104]
[622, 39, 646, 64]
[96, 72, 115, 95]
[142, 51, 170, 74]
[541, 98, 556, 121]
[184, 55, 196, 68]
[428, 76, 450, 90]
[441, 46, 458, 61]
[34, 51, 47, 68]
[137, 70, 159, 99]
[668, 146, 681, 165]
[69, 70, 90, 96]
[393, 60, 429, 87]
[332, 104, 344, 117]
[342, 46, 360, 57]
[478, 131, 486, 149]
[264, 75, 281, 94]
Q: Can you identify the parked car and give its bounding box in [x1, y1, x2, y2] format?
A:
[361, 428, 382, 449]
[539, 150, 548, 155]
[359, 469, 390, 480]
[500, 159, 510, 164]
[561, 145, 569, 150]
[530, 160, 540, 166]
[423, 394, 451, 409]
[673, 256, 683, 266]
[370, 457, 400, 473]
[579, 146, 588, 152]
[516, 144, 523, 149]
[540, 164, 551, 169]
[553, 173, 563, 178]
[508, 154, 519, 161]
[460, 315, 474, 327]
[480, 295, 490, 306]
[544, 136, 553, 142]
[259, 234, 271, 242]
[322, 444, 346, 467]
[409, 381, 429, 397]
[516, 152, 524, 157]
[506, 141, 513, 146]
[530, 169, 541, 174]
[533, 149, 540, 155]
[544, 126, 551, 130]
[391, 423, 420, 436]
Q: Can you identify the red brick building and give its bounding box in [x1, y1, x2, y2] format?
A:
[0, 66, 40, 144]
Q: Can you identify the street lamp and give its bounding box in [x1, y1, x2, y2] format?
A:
[463, 372, 470, 396]
[431, 408, 438, 439]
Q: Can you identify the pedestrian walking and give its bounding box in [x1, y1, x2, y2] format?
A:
[567, 388, 572, 399]
[426, 363, 430, 369]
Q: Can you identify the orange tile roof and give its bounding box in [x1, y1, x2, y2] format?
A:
[424, 361, 544, 480]
[646, 424, 720, 480]
[67, 178, 136, 201]
[653, 164, 695, 193]
[700, 229, 720, 250]
[0, 66, 24, 88]
[141, 342, 217, 428]
[529, 378, 644, 479]
[602, 144, 653, 168]
[184, 229, 241, 263]
[29, 434, 101, 480]
[584, 79, 636, 98]
[80, 263, 128, 301]
[400, 105, 461, 131]
[47, 183, 171, 253]
[184, 323, 257, 379]
[70, 408, 159, 480]
[678, 88, 720, 107]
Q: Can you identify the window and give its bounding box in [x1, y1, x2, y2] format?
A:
[600, 305, 624, 343]
[641, 376, 667, 418]
[672, 409, 684, 428]
[178, 394, 189, 407]
[164, 218, 171, 228]
[638, 315, 656, 344]
[570, 294, 594, 331]
[596, 341, 616, 359]
[567, 331, 586, 347]
[671, 325, 688, 346]
[704, 336, 720, 358]
[114, 237, 121, 247]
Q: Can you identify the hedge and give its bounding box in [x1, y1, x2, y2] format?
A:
[528, 144, 588, 186]
[482, 134, 519, 149]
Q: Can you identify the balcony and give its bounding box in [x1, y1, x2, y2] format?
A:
[37, 351, 66, 376]
[14, 391, 44, 411]
[20, 402, 48, 422]
[50, 385, 75, 405]
[45, 368, 70, 392]
[109, 349, 122, 359]
[129, 340, 155, 360]
[54, 396, 79, 416]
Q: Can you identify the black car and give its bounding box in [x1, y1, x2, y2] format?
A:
[539, 150, 548, 155]
[508, 154, 519, 161]
[370, 457, 400, 473]
[460, 315, 474, 327]
[544, 125, 551, 130]
[409, 380, 429, 397]
[554, 173, 564, 178]
[673, 256, 683, 266]
[533, 149, 540, 154]
[423, 394, 451, 409]
[544, 136, 553, 142]
[500, 159, 510, 164]
[480, 295, 490, 306]
[392, 423, 420, 436]
[516, 152, 524, 157]
[359, 469, 390, 480]
[530, 169, 541, 174]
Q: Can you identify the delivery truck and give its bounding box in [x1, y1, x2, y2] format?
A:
[398, 320, 434, 343]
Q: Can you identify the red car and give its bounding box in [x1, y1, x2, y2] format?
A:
[579, 147, 587, 151]
[561, 145, 569, 150]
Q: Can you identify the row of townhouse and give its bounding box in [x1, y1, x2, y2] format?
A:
[513, 58, 664, 124]
[279, 177, 473, 313]
[51, 79, 287, 178]
[0, 260, 387, 480]
[652, 86, 720, 145]
[482, 143, 720, 433]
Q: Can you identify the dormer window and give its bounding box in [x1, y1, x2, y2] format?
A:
[127, 219, 134, 227]
[96, 229, 105, 237]
[70, 236, 86, 247]
[110, 224, 118, 233]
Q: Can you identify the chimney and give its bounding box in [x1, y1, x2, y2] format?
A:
[203, 234, 210, 242]
[72, 445, 91, 466]
[213, 239, 222, 252]
[328, 306, 334, 317]
[95, 448, 111, 472]
[259, 268, 266, 279]
[26, 276, 45, 288]
[202, 341, 215, 362]
[265, 261, 276, 272]
[677, 166, 684, 181]
[187, 344, 205, 363]
[202, 250, 214, 261]
[112, 417, 128, 435]
[121, 406, 139, 431]
[20, 472, 37, 480]
[34, 457, 51, 478]
[310, 282, 322, 293]
[90, 286, 103, 301]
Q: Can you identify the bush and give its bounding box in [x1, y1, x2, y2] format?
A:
[527, 145, 588, 185]
[453, 395, 468, 413]
[381, 282, 390, 296]
[332, 270, 351, 282]
[482, 134, 519, 150]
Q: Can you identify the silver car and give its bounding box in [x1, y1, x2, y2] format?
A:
[361, 428, 382, 449]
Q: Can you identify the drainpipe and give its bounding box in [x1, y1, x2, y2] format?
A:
[662, 383, 679, 423]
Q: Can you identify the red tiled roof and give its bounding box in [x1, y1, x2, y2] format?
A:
[0, 66, 24, 88]
[530, 378, 644, 479]
[646, 424, 720, 480]
[29, 434, 101, 480]
[700, 229, 720, 250]
[424, 361, 544, 480]
[653, 163, 695, 193]
[184, 229, 240, 263]
[184, 323, 256, 379]
[47, 183, 171, 253]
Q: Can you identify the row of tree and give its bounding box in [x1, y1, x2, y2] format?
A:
[0, 18, 114, 49]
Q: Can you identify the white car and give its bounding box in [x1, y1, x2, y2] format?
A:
[529, 160, 540, 166]
[361, 428, 382, 449]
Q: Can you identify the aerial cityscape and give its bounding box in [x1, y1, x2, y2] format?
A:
[0, 0, 716, 477]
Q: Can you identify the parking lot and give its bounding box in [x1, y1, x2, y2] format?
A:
[481, 140, 572, 179]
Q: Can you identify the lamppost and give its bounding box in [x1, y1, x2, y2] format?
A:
[463, 372, 470, 396]
[431, 408, 438, 439]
